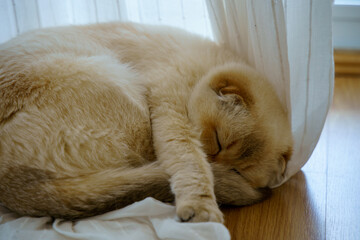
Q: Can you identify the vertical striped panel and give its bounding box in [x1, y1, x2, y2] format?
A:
[129, 0, 212, 38]
[182, 0, 213, 38]
[70, 0, 97, 24]
[125, 0, 140, 22]
[95, 0, 122, 22]
[0, 0, 18, 43]
[37, 0, 73, 27]
[117, 0, 128, 21]
[158, 0, 184, 28]
[246, 0, 290, 109]
[0, 0, 212, 44]
[285, 0, 334, 179]
[136, 0, 160, 24]
[206, 0, 228, 43]
[12, 0, 41, 33]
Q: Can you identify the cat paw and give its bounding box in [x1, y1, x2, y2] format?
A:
[176, 197, 224, 223]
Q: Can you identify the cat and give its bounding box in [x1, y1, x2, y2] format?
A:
[0, 22, 293, 223]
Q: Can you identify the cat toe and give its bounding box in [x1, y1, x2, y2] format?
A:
[176, 199, 224, 223]
[178, 206, 196, 222]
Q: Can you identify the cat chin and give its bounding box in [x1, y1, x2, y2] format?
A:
[268, 174, 286, 188]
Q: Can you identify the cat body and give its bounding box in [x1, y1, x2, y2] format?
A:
[0, 23, 292, 222]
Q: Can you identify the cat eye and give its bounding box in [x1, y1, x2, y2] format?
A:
[232, 168, 241, 175]
[226, 140, 238, 150]
[214, 129, 222, 156]
[231, 168, 246, 179]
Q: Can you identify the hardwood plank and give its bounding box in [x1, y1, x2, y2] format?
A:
[326, 77, 360, 240]
[222, 171, 326, 240]
[334, 50, 360, 75]
[334, 50, 360, 76]
[334, 50, 360, 64]
[331, 76, 360, 111]
[335, 64, 360, 75]
[326, 175, 360, 240]
[302, 120, 328, 175]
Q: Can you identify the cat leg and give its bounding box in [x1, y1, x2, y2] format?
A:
[0, 160, 271, 220]
[0, 163, 173, 219]
[149, 103, 223, 223]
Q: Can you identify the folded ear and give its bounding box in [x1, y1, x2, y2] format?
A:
[209, 71, 254, 107]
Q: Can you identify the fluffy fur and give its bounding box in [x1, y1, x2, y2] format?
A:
[0, 22, 292, 223]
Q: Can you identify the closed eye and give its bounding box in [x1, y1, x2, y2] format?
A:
[226, 140, 238, 150]
[231, 168, 248, 181]
[232, 168, 242, 175]
[212, 130, 222, 156]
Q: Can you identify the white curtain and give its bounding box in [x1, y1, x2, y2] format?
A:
[1, 0, 334, 183]
[206, 0, 334, 184]
[0, 0, 213, 44]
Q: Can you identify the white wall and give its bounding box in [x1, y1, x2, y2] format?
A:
[333, 1, 360, 49]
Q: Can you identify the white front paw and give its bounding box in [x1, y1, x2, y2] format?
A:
[176, 196, 224, 223]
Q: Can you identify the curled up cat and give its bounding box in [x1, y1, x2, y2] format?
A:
[0, 22, 293, 223]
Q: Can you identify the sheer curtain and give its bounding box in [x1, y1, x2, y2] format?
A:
[206, 0, 334, 184]
[0, 0, 213, 44]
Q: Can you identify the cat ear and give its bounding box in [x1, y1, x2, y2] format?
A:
[217, 85, 247, 106]
[209, 72, 254, 107]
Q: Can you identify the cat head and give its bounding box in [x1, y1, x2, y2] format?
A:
[188, 62, 293, 203]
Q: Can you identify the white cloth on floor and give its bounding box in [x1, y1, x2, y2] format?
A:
[0, 197, 230, 240]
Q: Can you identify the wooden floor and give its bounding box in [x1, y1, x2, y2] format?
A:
[222, 51, 360, 240]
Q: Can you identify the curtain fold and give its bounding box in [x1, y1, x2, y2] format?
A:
[0, 0, 213, 44]
[206, 0, 334, 184]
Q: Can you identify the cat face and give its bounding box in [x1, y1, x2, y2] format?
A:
[188, 63, 293, 201]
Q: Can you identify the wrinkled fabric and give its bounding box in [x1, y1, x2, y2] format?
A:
[0, 198, 230, 240]
[206, 0, 334, 184]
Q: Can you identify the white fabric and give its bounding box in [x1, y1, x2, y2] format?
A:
[206, 0, 334, 184]
[0, 197, 230, 240]
[0, 0, 213, 44]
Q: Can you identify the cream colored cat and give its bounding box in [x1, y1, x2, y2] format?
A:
[0, 22, 292, 223]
